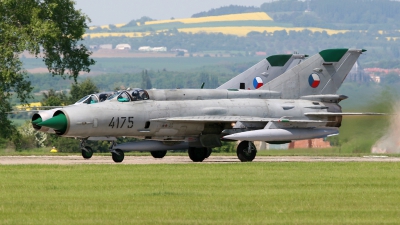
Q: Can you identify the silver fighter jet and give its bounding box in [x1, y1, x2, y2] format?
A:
[32, 53, 308, 158]
[37, 49, 369, 163]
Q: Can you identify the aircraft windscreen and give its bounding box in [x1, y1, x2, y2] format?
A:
[75, 95, 90, 104]
[107, 92, 120, 100]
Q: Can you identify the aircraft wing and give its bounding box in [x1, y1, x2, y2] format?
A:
[305, 112, 386, 116]
[151, 116, 273, 123]
[151, 117, 333, 128]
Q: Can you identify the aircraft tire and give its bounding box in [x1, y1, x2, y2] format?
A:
[205, 148, 212, 158]
[81, 146, 93, 159]
[188, 147, 206, 162]
[236, 141, 257, 162]
[112, 149, 124, 163]
[151, 150, 167, 158]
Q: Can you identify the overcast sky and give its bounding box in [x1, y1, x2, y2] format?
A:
[74, 0, 271, 26]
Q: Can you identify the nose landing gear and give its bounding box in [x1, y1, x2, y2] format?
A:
[80, 139, 93, 159]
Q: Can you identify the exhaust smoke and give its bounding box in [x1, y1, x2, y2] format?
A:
[371, 103, 400, 153]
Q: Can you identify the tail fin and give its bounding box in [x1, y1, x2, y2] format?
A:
[261, 48, 365, 99]
[217, 54, 307, 90]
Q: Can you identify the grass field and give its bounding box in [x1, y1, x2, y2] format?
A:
[1, 163, 400, 224]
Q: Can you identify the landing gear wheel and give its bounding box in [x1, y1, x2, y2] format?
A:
[188, 147, 207, 162]
[112, 149, 124, 163]
[151, 150, 167, 158]
[205, 148, 212, 158]
[81, 146, 93, 159]
[237, 141, 257, 162]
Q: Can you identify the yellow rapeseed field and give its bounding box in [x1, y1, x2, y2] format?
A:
[84, 26, 348, 39]
[85, 12, 351, 38]
[15, 102, 42, 111]
[145, 12, 273, 25]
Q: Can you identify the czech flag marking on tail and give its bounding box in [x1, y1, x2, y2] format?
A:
[253, 77, 263, 89]
[308, 74, 320, 88]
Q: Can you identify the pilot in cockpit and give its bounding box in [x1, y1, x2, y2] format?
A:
[131, 89, 149, 101]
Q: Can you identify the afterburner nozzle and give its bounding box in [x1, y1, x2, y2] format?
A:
[38, 113, 67, 133]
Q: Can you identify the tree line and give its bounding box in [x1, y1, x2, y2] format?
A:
[192, 0, 400, 29]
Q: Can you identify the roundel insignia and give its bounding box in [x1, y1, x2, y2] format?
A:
[308, 73, 320, 88]
[253, 77, 264, 89]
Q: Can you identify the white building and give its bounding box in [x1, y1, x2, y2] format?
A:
[115, 44, 131, 50]
[152, 47, 167, 52]
[138, 46, 167, 52]
[99, 44, 112, 49]
[138, 46, 152, 51]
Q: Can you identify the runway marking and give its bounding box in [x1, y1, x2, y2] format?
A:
[1, 156, 400, 165]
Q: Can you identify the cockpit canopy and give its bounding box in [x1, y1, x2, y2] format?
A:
[107, 88, 150, 102]
[74, 92, 115, 105]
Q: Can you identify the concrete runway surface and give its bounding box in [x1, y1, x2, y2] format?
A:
[1, 155, 400, 165]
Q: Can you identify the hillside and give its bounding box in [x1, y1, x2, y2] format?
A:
[86, 0, 400, 37]
[77, 0, 400, 66]
[86, 12, 349, 38]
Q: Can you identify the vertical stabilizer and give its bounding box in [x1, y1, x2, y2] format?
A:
[217, 54, 307, 90]
[261, 49, 365, 99]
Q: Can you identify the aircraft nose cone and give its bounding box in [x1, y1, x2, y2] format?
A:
[38, 113, 67, 133]
[32, 117, 42, 125]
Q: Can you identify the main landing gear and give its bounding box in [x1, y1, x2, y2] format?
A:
[151, 150, 167, 158]
[108, 141, 124, 163]
[111, 149, 124, 163]
[188, 147, 212, 162]
[236, 141, 257, 162]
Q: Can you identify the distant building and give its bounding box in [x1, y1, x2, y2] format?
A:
[346, 61, 371, 83]
[138, 46, 167, 52]
[99, 44, 112, 49]
[171, 48, 188, 53]
[370, 75, 381, 83]
[115, 44, 131, 50]
[152, 47, 167, 52]
[89, 45, 99, 50]
[138, 46, 152, 51]
[255, 51, 267, 56]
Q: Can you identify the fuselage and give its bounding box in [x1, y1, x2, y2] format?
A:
[54, 98, 342, 139]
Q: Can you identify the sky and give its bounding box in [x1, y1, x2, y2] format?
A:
[74, 0, 271, 26]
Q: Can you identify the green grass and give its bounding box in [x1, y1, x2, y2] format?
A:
[1, 163, 400, 224]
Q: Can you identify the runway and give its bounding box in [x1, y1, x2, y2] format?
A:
[1, 155, 399, 165]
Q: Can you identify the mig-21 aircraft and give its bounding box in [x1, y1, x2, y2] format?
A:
[36, 49, 369, 163]
[32, 53, 308, 158]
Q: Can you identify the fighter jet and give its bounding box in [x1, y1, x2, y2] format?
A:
[36, 48, 370, 163]
[32, 53, 307, 158]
